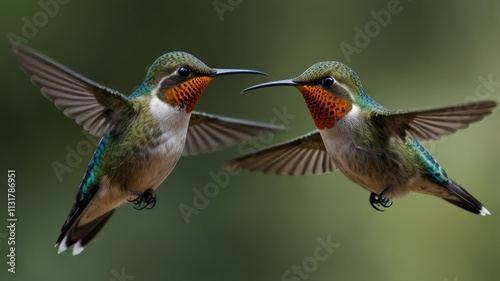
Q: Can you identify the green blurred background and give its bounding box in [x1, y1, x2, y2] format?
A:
[1, 0, 500, 280]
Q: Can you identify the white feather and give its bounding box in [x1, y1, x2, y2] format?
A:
[57, 236, 68, 254]
[480, 206, 491, 216]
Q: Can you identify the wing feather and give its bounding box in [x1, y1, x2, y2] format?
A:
[223, 131, 337, 175]
[183, 111, 288, 156]
[376, 101, 497, 141]
[12, 44, 134, 136]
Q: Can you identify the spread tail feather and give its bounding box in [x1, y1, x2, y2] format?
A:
[55, 210, 115, 255]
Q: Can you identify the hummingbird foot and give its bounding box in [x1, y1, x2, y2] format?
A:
[369, 185, 393, 212]
[128, 189, 157, 210]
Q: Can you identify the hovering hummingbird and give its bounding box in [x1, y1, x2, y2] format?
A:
[13, 45, 286, 255]
[225, 61, 497, 216]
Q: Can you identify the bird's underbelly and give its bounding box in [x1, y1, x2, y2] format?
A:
[114, 133, 186, 194]
[77, 102, 191, 227]
[78, 118, 190, 229]
[320, 129, 421, 198]
[79, 133, 186, 225]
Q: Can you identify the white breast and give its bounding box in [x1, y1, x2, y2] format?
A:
[318, 105, 381, 192]
[128, 95, 191, 190]
[319, 104, 361, 157]
[149, 94, 190, 150]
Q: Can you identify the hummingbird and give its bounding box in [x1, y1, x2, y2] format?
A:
[12, 44, 286, 255]
[225, 61, 497, 216]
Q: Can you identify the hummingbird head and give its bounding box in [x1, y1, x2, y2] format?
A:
[136, 51, 266, 113]
[293, 61, 364, 101]
[242, 61, 374, 130]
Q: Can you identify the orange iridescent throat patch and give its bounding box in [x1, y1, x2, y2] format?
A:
[296, 85, 352, 130]
[165, 76, 213, 113]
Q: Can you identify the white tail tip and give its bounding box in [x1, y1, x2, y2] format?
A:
[57, 236, 68, 254]
[480, 206, 491, 216]
[72, 241, 85, 256]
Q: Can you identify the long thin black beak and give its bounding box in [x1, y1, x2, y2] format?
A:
[241, 79, 300, 93]
[212, 68, 268, 76]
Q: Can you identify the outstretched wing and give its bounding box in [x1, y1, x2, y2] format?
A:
[12, 44, 135, 136]
[183, 111, 288, 156]
[376, 101, 497, 141]
[223, 131, 337, 175]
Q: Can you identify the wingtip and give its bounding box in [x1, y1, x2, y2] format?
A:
[10, 42, 31, 55]
[10, 43, 19, 53]
[221, 161, 240, 171]
[488, 100, 498, 111]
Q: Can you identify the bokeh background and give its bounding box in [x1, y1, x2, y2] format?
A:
[1, 1, 500, 280]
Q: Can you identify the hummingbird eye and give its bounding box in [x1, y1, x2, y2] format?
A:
[322, 76, 335, 87]
[177, 66, 190, 78]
